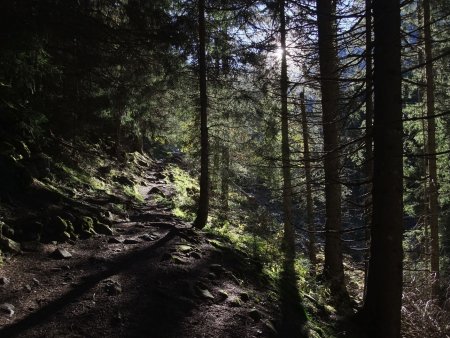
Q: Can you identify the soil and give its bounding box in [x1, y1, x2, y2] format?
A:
[0, 160, 280, 338]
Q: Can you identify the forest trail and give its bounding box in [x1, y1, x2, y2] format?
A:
[0, 160, 281, 338]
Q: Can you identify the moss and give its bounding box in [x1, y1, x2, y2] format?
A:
[165, 165, 198, 221]
[123, 185, 144, 202]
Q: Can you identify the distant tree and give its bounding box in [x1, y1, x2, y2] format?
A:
[299, 91, 316, 271]
[422, 0, 441, 297]
[316, 0, 350, 305]
[278, 0, 296, 259]
[193, 0, 209, 229]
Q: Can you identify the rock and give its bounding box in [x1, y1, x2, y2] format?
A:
[80, 217, 96, 235]
[249, 308, 262, 322]
[229, 297, 242, 307]
[0, 236, 21, 253]
[207, 272, 217, 280]
[0, 277, 10, 287]
[154, 172, 166, 180]
[217, 290, 229, 301]
[108, 237, 122, 244]
[262, 320, 278, 335]
[239, 292, 250, 302]
[103, 280, 122, 295]
[114, 175, 134, 186]
[51, 248, 72, 259]
[123, 238, 140, 244]
[139, 234, 157, 241]
[197, 288, 214, 300]
[1, 224, 14, 238]
[173, 256, 188, 264]
[149, 187, 165, 197]
[32, 278, 40, 286]
[190, 251, 202, 259]
[0, 303, 15, 317]
[176, 244, 193, 253]
[24, 284, 32, 292]
[94, 222, 113, 236]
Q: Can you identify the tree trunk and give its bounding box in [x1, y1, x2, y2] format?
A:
[363, 0, 403, 335]
[316, 0, 349, 304]
[221, 134, 230, 219]
[423, 0, 440, 298]
[300, 91, 316, 272]
[363, 0, 374, 299]
[279, 0, 295, 260]
[194, 0, 209, 229]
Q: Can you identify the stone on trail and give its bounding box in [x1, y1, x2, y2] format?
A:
[103, 280, 122, 296]
[239, 292, 250, 302]
[0, 236, 21, 253]
[0, 277, 10, 287]
[108, 237, 122, 244]
[197, 288, 214, 300]
[0, 303, 15, 317]
[176, 244, 193, 253]
[139, 233, 157, 241]
[148, 186, 165, 197]
[51, 248, 72, 259]
[248, 308, 262, 322]
[94, 222, 113, 236]
[217, 290, 229, 301]
[190, 251, 202, 259]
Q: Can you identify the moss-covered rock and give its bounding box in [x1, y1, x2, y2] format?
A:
[76, 216, 97, 239]
[94, 221, 113, 236]
[0, 236, 21, 253]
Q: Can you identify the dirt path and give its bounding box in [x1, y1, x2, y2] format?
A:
[0, 162, 279, 338]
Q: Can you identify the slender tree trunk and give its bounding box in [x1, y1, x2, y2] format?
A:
[212, 138, 220, 194]
[194, 0, 209, 229]
[417, 0, 430, 285]
[220, 42, 230, 220]
[279, 0, 295, 260]
[316, 0, 349, 304]
[221, 131, 230, 219]
[300, 91, 316, 272]
[423, 0, 440, 297]
[363, 0, 374, 299]
[363, 0, 403, 335]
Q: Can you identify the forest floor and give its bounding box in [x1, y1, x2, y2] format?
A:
[0, 156, 294, 338]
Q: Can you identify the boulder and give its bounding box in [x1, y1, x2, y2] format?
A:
[51, 248, 72, 259]
[0, 303, 15, 317]
[94, 222, 113, 236]
[0, 236, 21, 253]
[248, 308, 262, 322]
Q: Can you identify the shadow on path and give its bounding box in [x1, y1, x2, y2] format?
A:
[0, 228, 178, 337]
[278, 257, 308, 337]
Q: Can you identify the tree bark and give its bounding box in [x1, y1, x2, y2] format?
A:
[279, 0, 295, 260]
[300, 91, 316, 272]
[423, 0, 440, 298]
[363, 0, 403, 335]
[316, 0, 349, 304]
[363, 0, 374, 299]
[194, 0, 209, 229]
